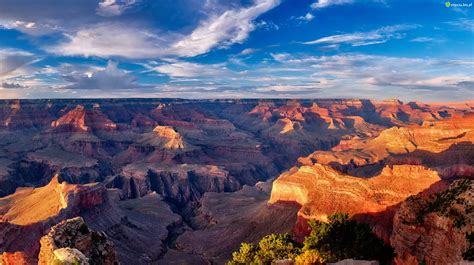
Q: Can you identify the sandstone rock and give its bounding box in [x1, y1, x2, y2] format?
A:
[115, 163, 241, 204]
[269, 164, 445, 241]
[391, 179, 474, 265]
[269, 114, 474, 242]
[81, 190, 182, 264]
[169, 183, 299, 264]
[0, 176, 107, 260]
[38, 217, 117, 265]
[51, 105, 117, 133]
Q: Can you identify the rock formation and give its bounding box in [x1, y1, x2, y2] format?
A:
[270, 114, 474, 241]
[391, 179, 474, 265]
[0, 176, 107, 261]
[161, 181, 299, 264]
[38, 217, 117, 265]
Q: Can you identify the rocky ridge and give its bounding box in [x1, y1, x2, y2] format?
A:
[391, 179, 474, 265]
[38, 217, 117, 265]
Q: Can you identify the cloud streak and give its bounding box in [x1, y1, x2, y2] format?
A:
[311, 0, 354, 10]
[171, 0, 280, 57]
[304, 24, 418, 46]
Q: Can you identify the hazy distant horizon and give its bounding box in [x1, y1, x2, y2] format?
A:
[0, 97, 474, 104]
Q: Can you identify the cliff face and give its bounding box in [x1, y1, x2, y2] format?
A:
[269, 114, 474, 241]
[391, 179, 474, 265]
[112, 163, 241, 205]
[81, 190, 182, 264]
[163, 181, 299, 264]
[38, 217, 117, 265]
[51, 105, 117, 133]
[0, 176, 107, 261]
[269, 164, 445, 241]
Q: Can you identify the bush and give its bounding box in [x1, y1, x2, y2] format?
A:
[230, 242, 258, 264]
[228, 233, 300, 265]
[228, 213, 394, 264]
[303, 213, 394, 264]
[295, 250, 326, 265]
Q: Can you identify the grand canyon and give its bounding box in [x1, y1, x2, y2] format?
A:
[0, 98, 472, 264]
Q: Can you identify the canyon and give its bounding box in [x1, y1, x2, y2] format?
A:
[0, 98, 472, 264]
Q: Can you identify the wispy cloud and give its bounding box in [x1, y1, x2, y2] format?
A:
[171, 0, 280, 57]
[303, 24, 418, 46]
[410, 37, 442, 43]
[446, 18, 474, 32]
[96, 0, 137, 17]
[297, 13, 315, 22]
[240, 48, 259, 55]
[46, 23, 169, 59]
[311, 0, 354, 10]
[152, 61, 228, 78]
[0, 49, 38, 84]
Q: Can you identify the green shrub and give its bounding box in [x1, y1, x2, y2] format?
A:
[229, 213, 394, 264]
[303, 213, 394, 264]
[228, 233, 300, 265]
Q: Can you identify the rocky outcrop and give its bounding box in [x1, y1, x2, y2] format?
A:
[163, 181, 299, 264]
[391, 179, 474, 265]
[38, 217, 117, 265]
[269, 164, 445, 241]
[270, 114, 474, 241]
[114, 163, 241, 204]
[0, 176, 107, 260]
[51, 105, 117, 133]
[81, 190, 182, 264]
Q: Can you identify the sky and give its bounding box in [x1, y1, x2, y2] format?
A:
[0, 0, 473, 101]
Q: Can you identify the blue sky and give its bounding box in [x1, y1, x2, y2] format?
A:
[0, 0, 473, 101]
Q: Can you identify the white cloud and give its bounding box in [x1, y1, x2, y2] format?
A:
[311, 0, 354, 9]
[241, 48, 259, 55]
[96, 0, 137, 17]
[153, 61, 228, 78]
[171, 0, 280, 57]
[270, 53, 291, 62]
[46, 23, 169, 59]
[410, 37, 436, 43]
[446, 19, 474, 32]
[62, 61, 139, 90]
[256, 81, 332, 92]
[303, 24, 418, 46]
[297, 13, 315, 22]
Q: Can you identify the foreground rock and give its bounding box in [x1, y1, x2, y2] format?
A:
[391, 179, 474, 265]
[38, 217, 117, 264]
[0, 176, 106, 259]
